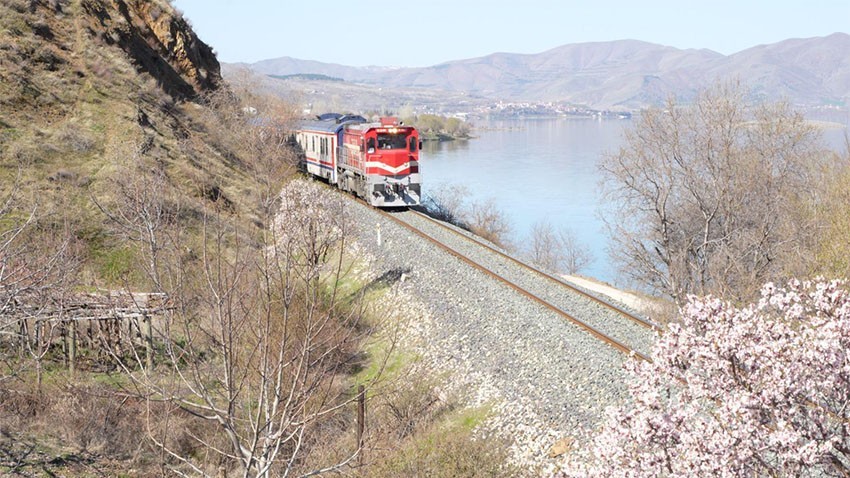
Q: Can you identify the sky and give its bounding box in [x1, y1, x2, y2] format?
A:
[172, 0, 850, 67]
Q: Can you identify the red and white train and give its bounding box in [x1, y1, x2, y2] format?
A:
[295, 113, 422, 207]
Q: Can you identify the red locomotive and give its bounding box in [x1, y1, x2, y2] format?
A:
[296, 113, 422, 207]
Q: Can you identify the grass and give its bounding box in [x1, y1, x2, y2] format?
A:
[89, 371, 132, 388]
[366, 400, 517, 478]
[96, 246, 137, 284]
[355, 339, 417, 389]
[317, 253, 420, 389]
[454, 404, 492, 431]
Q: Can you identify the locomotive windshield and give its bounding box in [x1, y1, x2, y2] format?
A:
[376, 133, 409, 150]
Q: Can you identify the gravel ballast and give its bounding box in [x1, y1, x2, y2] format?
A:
[345, 200, 655, 472]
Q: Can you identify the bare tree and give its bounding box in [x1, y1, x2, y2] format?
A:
[422, 184, 513, 248]
[93, 141, 176, 289]
[0, 174, 80, 389]
[601, 82, 827, 304]
[527, 221, 593, 274]
[559, 228, 594, 275]
[527, 221, 559, 272]
[108, 179, 376, 477]
[230, 82, 301, 216]
[816, 136, 850, 278]
[421, 183, 469, 225]
[466, 199, 513, 249]
[193, 77, 300, 217]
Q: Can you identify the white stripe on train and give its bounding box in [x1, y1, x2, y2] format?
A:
[364, 161, 418, 174]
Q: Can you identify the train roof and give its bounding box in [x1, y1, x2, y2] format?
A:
[343, 116, 413, 132]
[298, 113, 367, 134]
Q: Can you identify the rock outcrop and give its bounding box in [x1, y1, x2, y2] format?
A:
[81, 0, 222, 99]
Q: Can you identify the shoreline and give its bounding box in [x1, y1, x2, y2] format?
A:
[561, 274, 663, 317]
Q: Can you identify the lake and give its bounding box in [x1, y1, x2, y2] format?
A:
[421, 116, 850, 286]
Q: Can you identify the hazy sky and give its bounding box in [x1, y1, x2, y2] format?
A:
[172, 0, 850, 67]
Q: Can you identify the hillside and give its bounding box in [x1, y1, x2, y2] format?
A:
[0, 1, 297, 472]
[0, 3, 519, 477]
[0, 0, 291, 282]
[241, 33, 850, 109]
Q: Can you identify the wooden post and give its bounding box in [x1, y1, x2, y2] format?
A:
[19, 318, 28, 351]
[143, 314, 153, 369]
[357, 385, 365, 467]
[68, 319, 77, 375]
[35, 320, 42, 392]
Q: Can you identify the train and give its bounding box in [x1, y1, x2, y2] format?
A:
[294, 113, 422, 207]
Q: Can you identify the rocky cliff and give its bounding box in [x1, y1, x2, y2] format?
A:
[0, 0, 265, 280]
[81, 0, 222, 99]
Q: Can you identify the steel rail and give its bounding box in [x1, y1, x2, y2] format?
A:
[408, 209, 662, 332]
[374, 207, 651, 362]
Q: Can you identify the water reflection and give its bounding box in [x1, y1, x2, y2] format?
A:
[422, 138, 471, 154]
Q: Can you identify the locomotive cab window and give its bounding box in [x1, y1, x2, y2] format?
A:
[367, 138, 376, 153]
[409, 136, 417, 152]
[377, 133, 408, 150]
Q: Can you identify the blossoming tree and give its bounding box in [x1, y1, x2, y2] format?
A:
[563, 278, 850, 477]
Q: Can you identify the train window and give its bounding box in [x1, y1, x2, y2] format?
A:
[367, 138, 376, 153]
[377, 133, 407, 150]
[312, 136, 315, 152]
[409, 136, 417, 152]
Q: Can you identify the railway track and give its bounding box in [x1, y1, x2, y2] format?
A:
[331, 185, 655, 455]
[372, 206, 658, 361]
[408, 209, 660, 332]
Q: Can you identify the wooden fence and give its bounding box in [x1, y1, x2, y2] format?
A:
[0, 291, 171, 372]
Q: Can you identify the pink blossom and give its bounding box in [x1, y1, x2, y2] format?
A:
[560, 279, 850, 477]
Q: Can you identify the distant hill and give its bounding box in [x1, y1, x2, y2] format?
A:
[245, 56, 394, 83]
[238, 34, 850, 109]
[268, 73, 344, 82]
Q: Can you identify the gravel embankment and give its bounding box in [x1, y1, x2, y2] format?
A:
[399, 211, 657, 357]
[346, 201, 651, 472]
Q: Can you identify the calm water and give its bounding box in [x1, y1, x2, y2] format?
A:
[421, 117, 850, 285]
[422, 118, 626, 283]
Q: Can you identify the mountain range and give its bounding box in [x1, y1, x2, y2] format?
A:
[235, 33, 850, 110]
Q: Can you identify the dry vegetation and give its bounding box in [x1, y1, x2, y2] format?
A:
[816, 137, 850, 278]
[421, 184, 515, 249]
[602, 82, 850, 312]
[0, 0, 514, 476]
